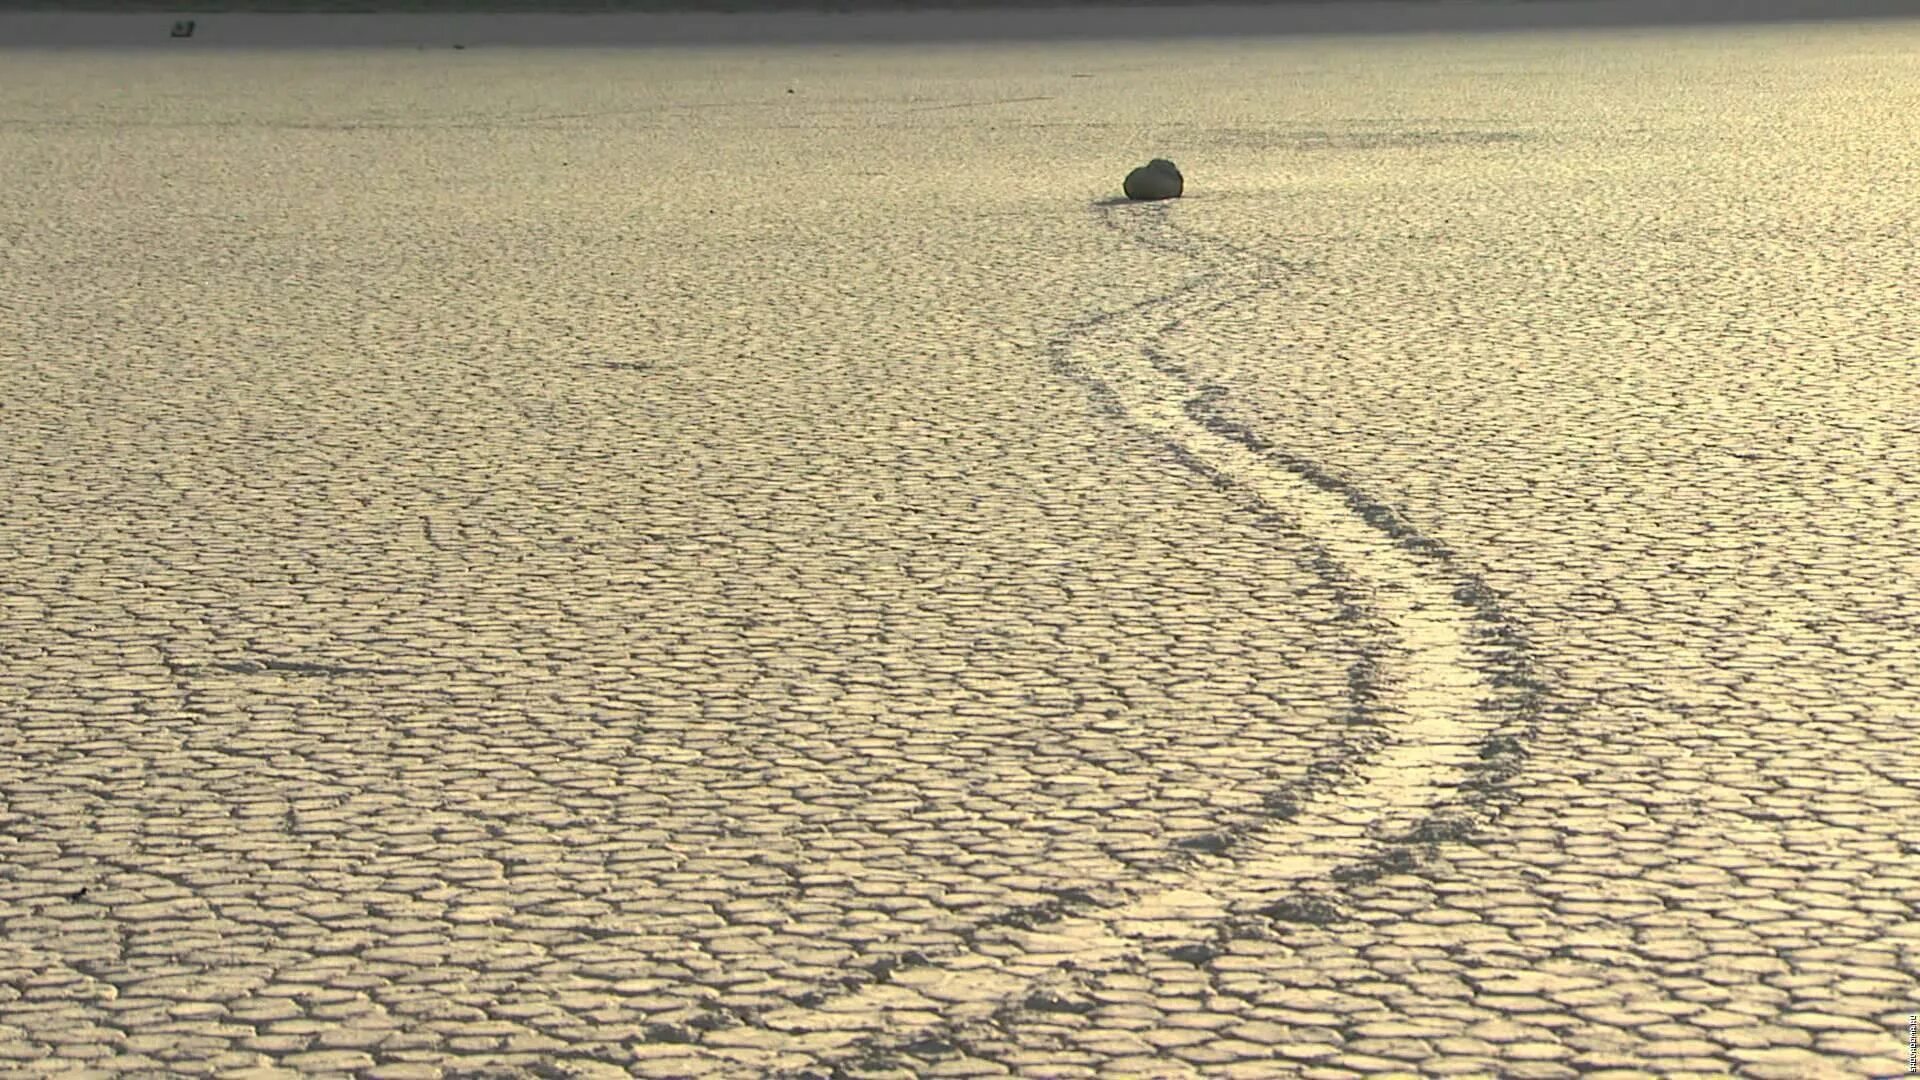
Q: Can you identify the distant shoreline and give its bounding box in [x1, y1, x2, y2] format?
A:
[0, 0, 1575, 8]
[5, 0, 1917, 13]
[3, 0, 1911, 47]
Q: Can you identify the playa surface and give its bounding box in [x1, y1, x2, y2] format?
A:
[2, 7, 1917, 1078]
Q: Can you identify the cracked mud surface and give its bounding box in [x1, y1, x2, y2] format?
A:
[4, 13, 1919, 1080]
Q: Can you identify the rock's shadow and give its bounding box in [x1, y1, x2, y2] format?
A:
[1094, 194, 1215, 208]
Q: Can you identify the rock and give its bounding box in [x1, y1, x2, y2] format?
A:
[1123, 158, 1183, 201]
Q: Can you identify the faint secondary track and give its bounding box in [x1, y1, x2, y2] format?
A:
[649, 198, 1545, 1079]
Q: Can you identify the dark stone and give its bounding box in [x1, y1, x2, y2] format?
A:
[1260, 894, 1344, 926]
[901, 1036, 955, 1057]
[170, 20, 194, 37]
[687, 1006, 738, 1031]
[1262, 792, 1301, 819]
[1168, 942, 1217, 965]
[1123, 157, 1183, 201]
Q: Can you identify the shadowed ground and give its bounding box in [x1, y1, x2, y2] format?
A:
[2, 8, 1917, 1079]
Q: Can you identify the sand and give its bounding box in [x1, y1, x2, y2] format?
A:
[2, 7, 1918, 1077]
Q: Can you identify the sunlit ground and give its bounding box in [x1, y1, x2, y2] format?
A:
[2, 8, 1916, 1077]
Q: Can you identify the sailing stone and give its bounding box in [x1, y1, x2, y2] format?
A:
[1123, 158, 1183, 201]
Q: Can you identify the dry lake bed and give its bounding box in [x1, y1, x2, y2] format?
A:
[2, 6, 1918, 1077]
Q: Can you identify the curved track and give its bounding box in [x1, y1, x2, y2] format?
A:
[661, 199, 1550, 1077]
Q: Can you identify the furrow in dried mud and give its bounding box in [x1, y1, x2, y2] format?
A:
[677, 202, 1540, 1078]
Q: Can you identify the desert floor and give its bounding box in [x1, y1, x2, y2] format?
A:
[2, 8, 1918, 1079]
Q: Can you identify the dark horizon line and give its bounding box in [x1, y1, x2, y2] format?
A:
[5, 0, 1912, 48]
[0, 0, 1625, 7]
[4, 0, 1916, 10]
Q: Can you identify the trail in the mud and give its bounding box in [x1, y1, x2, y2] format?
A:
[673, 202, 1534, 1078]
